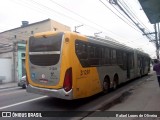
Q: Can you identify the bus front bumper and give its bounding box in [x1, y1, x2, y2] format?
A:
[26, 84, 73, 100]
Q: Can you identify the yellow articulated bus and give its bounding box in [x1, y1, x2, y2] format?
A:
[26, 31, 150, 100]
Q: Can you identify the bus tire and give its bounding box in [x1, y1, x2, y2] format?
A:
[103, 76, 110, 93]
[113, 74, 119, 90]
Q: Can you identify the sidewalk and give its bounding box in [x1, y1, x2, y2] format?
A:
[0, 82, 18, 89]
[82, 72, 160, 120]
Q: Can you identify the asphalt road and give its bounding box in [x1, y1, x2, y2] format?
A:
[0, 74, 153, 120]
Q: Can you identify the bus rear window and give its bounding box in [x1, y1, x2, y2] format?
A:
[29, 33, 63, 52]
[29, 33, 63, 66]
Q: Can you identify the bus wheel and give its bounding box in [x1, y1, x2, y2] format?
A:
[103, 77, 110, 93]
[113, 75, 119, 90]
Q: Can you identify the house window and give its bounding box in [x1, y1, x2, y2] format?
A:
[31, 31, 34, 34]
[22, 53, 25, 57]
[14, 35, 16, 39]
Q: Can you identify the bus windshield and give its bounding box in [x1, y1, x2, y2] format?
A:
[29, 33, 63, 66]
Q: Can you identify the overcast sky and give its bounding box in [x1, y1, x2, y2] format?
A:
[0, 0, 156, 58]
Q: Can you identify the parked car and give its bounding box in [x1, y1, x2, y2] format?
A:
[18, 76, 27, 89]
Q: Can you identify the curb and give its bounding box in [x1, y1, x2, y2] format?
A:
[0, 83, 18, 90]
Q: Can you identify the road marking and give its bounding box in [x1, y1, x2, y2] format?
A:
[0, 96, 48, 110]
[0, 87, 20, 92]
[0, 90, 26, 96]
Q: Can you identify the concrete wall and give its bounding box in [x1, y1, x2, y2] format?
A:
[0, 52, 13, 58]
[0, 58, 12, 83]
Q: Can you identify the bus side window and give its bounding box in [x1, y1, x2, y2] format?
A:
[117, 51, 123, 65]
[75, 40, 90, 67]
[129, 53, 134, 69]
[105, 47, 110, 65]
[101, 48, 105, 58]
[76, 41, 87, 59]
[88, 44, 94, 58]
[95, 46, 99, 58]
[88, 44, 100, 66]
[111, 49, 117, 64]
[92, 45, 99, 66]
[137, 56, 142, 68]
[96, 46, 100, 63]
[81, 43, 88, 59]
[123, 52, 127, 70]
[99, 47, 105, 65]
[75, 42, 80, 53]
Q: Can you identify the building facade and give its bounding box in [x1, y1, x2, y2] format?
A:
[0, 19, 71, 83]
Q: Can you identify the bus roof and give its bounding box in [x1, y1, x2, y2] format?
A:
[87, 35, 134, 52]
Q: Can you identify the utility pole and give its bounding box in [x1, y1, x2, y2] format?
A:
[109, 0, 158, 58]
[109, 0, 153, 41]
[154, 24, 159, 59]
[158, 23, 160, 45]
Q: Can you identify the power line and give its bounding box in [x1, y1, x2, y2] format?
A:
[121, 0, 151, 32]
[119, 0, 154, 39]
[29, 0, 128, 39]
[38, 0, 155, 43]
[99, 0, 141, 33]
[7, 0, 139, 42]
[49, 0, 125, 38]
[109, 3, 135, 27]
[12, 0, 127, 40]
[3, 0, 152, 44]
[118, 0, 153, 36]
[108, 0, 153, 41]
[26, 0, 83, 25]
